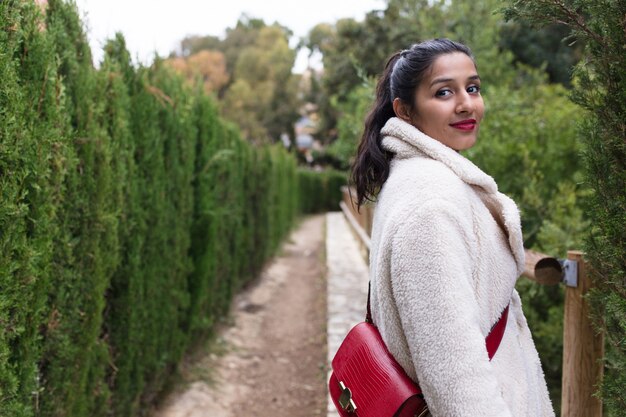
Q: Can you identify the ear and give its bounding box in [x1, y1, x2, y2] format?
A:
[392, 98, 412, 122]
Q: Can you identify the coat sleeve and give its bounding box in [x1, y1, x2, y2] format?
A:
[389, 199, 513, 417]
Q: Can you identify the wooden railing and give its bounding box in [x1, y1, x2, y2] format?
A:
[339, 187, 604, 417]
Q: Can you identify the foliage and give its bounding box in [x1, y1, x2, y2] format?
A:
[0, 2, 67, 415]
[176, 16, 302, 144]
[469, 75, 587, 414]
[308, 0, 592, 410]
[326, 79, 375, 169]
[499, 21, 583, 86]
[221, 24, 300, 143]
[178, 34, 222, 57]
[42, 0, 117, 414]
[165, 50, 230, 94]
[468, 78, 589, 414]
[220, 15, 277, 77]
[298, 169, 347, 214]
[0, 2, 344, 416]
[474, 80, 589, 410]
[503, 1, 626, 414]
[467, 79, 585, 248]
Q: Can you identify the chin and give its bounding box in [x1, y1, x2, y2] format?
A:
[453, 138, 477, 151]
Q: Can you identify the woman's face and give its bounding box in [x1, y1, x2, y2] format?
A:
[409, 52, 484, 151]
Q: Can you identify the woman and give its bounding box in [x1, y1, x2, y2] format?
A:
[352, 39, 554, 416]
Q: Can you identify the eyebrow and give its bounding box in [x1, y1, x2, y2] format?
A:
[430, 74, 480, 88]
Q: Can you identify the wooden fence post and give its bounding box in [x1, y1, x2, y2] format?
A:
[561, 250, 604, 417]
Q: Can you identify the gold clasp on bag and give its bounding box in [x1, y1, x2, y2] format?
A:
[338, 381, 357, 412]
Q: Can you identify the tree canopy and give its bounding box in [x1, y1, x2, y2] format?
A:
[504, 1, 625, 413]
[171, 16, 300, 144]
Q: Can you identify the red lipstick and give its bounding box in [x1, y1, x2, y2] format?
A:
[450, 119, 477, 131]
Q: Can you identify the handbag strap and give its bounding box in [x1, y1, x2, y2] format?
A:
[366, 283, 373, 324]
[366, 282, 509, 360]
[486, 304, 509, 360]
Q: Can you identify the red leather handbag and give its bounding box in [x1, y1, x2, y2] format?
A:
[329, 285, 509, 417]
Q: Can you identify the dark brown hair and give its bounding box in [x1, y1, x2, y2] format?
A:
[350, 38, 474, 206]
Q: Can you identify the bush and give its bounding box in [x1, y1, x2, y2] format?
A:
[0, 2, 343, 416]
[0, 3, 67, 415]
[298, 169, 347, 214]
[504, 1, 626, 413]
[467, 77, 586, 412]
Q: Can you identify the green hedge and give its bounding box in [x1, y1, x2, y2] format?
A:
[0, 2, 344, 416]
[298, 169, 347, 214]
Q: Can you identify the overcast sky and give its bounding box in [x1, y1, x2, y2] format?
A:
[74, 0, 385, 71]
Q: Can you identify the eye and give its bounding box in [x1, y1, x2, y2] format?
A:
[467, 85, 481, 94]
[435, 89, 452, 97]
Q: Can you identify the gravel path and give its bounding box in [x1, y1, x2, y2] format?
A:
[153, 215, 329, 417]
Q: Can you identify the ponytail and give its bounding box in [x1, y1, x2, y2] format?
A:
[350, 51, 401, 207]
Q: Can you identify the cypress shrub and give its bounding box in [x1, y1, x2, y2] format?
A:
[239, 141, 260, 282]
[113, 61, 194, 409]
[98, 35, 146, 416]
[228, 129, 250, 291]
[298, 169, 346, 213]
[0, 2, 68, 415]
[239, 143, 258, 279]
[186, 87, 221, 336]
[258, 147, 276, 260]
[0, 2, 348, 416]
[249, 149, 272, 272]
[504, 1, 626, 413]
[149, 60, 195, 373]
[211, 123, 238, 315]
[41, 1, 118, 414]
[267, 148, 281, 252]
[133, 65, 172, 407]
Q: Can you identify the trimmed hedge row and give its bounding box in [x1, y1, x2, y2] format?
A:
[299, 169, 347, 214]
[0, 2, 343, 416]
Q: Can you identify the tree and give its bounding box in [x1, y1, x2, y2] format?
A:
[499, 21, 583, 86]
[43, 0, 121, 414]
[165, 50, 229, 95]
[0, 2, 68, 414]
[221, 24, 299, 143]
[172, 16, 301, 144]
[503, 1, 626, 414]
[178, 34, 221, 57]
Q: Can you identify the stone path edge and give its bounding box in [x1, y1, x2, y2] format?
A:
[325, 212, 370, 417]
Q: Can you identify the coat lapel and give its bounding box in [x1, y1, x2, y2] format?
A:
[381, 117, 525, 275]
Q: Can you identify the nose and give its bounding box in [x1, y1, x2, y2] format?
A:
[456, 91, 474, 114]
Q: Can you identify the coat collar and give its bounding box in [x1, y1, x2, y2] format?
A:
[381, 117, 498, 193]
[380, 117, 526, 276]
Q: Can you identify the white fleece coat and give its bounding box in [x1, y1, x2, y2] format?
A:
[369, 117, 554, 417]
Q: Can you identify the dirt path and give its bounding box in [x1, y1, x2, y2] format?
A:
[153, 215, 328, 417]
